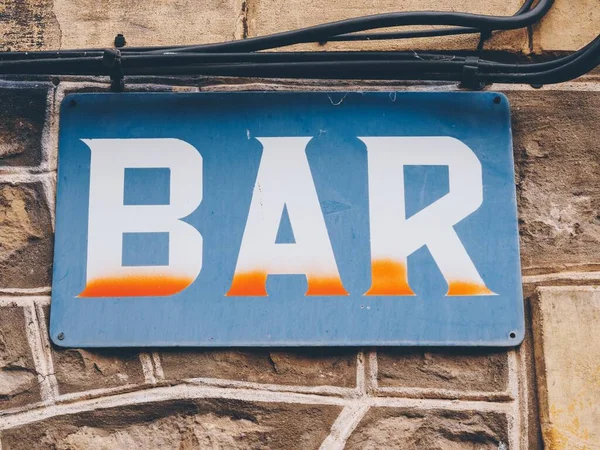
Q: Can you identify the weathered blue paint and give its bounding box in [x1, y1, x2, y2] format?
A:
[50, 91, 524, 347]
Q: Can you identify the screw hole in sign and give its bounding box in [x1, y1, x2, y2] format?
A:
[509, 332, 517, 339]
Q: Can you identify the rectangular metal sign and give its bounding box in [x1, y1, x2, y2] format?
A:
[50, 91, 523, 347]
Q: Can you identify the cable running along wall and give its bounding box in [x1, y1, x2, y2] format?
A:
[0, 0, 598, 89]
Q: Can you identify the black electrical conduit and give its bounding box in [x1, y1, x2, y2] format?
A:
[144, 0, 554, 53]
[9, 0, 538, 55]
[125, 37, 600, 85]
[0, 0, 545, 58]
[1, 35, 598, 83]
[0, 0, 598, 86]
[286, 0, 538, 44]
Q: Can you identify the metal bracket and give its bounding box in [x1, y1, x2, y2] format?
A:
[477, 30, 492, 51]
[459, 56, 485, 91]
[103, 48, 124, 92]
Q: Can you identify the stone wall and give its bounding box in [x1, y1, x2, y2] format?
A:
[0, 1, 598, 448]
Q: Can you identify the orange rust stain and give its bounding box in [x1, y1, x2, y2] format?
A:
[226, 271, 268, 296]
[79, 275, 193, 297]
[447, 281, 494, 296]
[306, 276, 349, 296]
[365, 259, 415, 296]
[227, 271, 348, 296]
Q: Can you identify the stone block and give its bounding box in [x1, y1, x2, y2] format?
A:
[346, 407, 508, 449]
[521, 294, 546, 450]
[0, 398, 341, 449]
[50, 347, 147, 394]
[533, 0, 600, 52]
[41, 306, 146, 394]
[533, 286, 600, 449]
[376, 349, 509, 392]
[158, 348, 356, 387]
[0, 307, 41, 410]
[509, 91, 600, 274]
[247, 0, 529, 52]
[53, 0, 244, 49]
[0, 83, 51, 169]
[0, 182, 53, 288]
[0, 0, 60, 51]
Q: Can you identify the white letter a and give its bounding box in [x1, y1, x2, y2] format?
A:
[227, 137, 348, 296]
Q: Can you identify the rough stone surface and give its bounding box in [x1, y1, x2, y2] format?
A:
[346, 407, 509, 449]
[509, 91, 600, 275]
[533, 0, 600, 52]
[51, 346, 146, 394]
[43, 303, 146, 394]
[0, 398, 341, 449]
[52, 347, 144, 394]
[159, 348, 356, 387]
[533, 287, 600, 450]
[53, 0, 244, 49]
[247, 0, 529, 52]
[0, 83, 50, 168]
[0, 307, 41, 410]
[376, 349, 509, 392]
[520, 293, 545, 450]
[0, 182, 53, 288]
[0, 0, 61, 51]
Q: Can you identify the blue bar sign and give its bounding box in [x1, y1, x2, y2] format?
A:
[50, 92, 524, 347]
